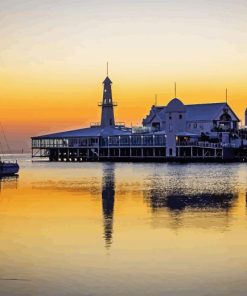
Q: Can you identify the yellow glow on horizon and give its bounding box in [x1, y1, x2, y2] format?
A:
[0, 0, 247, 150]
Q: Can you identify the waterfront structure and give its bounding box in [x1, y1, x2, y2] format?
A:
[143, 101, 240, 134]
[143, 98, 241, 157]
[32, 76, 247, 162]
[100, 76, 116, 127]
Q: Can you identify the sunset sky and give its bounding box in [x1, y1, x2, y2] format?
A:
[0, 0, 247, 151]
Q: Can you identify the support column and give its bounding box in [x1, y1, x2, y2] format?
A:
[108, 136, 110, 158]
[130, 136, 132, 157]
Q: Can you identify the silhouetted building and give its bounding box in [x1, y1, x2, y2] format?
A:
[31, 75, 247, 161]
[100, 77, 116, 127]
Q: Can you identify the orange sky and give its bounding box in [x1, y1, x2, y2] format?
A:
[0, 0, 247, 151]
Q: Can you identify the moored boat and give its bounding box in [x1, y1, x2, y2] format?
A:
[0, 123, 20, 176]
[0, 161, 19, 176]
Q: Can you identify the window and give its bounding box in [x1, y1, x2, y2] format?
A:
[193, 123, 197, 128]
[220, 113, 231, 122]
[152, 122, 160, 131]
[179, 114, 182, 119]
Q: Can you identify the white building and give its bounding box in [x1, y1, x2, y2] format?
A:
[143, 98, 240, 156]
[143, 98, 240, 134]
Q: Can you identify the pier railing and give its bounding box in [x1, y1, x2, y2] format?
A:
[177, 142, 222, 148]
[32, 137, 231, 150]
[32, 135, 166, 149]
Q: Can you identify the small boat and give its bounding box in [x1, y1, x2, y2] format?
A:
[0, 123, 20, 176]
[0, 160, 19, 176]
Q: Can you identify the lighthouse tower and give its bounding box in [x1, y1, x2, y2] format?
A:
[100, 76, 116, 127]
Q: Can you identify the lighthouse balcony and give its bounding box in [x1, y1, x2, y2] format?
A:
[98, 102, 118, 107]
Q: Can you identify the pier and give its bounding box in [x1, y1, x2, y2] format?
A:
[31, 74, 247, 162]
[32, 135, 247, 162]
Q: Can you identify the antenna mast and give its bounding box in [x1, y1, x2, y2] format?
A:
[174, 82, 177, 98]
[155, 94, 157, 106]
[225, 88, 228, 103]
[107, 62, 109, 76]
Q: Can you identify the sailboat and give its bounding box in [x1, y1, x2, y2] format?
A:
[0, 123, 19, 176]
[0, 160, 19, 176]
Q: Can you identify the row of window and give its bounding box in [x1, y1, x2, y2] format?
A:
[32, 135, 166, 148]
[100, 136, 165, 146]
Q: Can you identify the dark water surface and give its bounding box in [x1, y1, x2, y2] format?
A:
[0, 155, 247, 296]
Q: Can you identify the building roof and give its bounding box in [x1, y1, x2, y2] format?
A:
[103, 76, 112, 84]
[185, 103, 228, 121]
[33, 126, 131, 139]
[166, 98, 186, 113]
[144, 102, 240, 123]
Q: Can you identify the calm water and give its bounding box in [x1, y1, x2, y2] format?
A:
[0, 155, 247, 296]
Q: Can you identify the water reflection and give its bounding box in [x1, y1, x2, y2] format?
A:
[142, 165, 244, 231]
[1, 158, 247, 296]
[101, 164, 115, 249]
[144, 166, 239, 213]
[147, 191, 236, 211]
[28, 162, 247, 242]
[0, 175, 18, 192]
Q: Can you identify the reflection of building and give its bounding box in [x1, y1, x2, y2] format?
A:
[145, 183, 239, 231]
[102, 164, 115, 249]
[144, 174, 238, 213]
[165, 193, 235, 211]
[146, 190, 236, 212]
[0, 176, 18, 191]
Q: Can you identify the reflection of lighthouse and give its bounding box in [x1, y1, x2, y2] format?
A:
[102, 164, 115, 249]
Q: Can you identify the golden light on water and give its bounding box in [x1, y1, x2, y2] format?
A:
[0, 158, 247, 295]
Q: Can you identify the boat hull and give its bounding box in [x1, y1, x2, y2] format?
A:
[0, 163, 19, 176]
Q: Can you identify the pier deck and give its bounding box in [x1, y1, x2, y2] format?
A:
[32, 135, 247, 162]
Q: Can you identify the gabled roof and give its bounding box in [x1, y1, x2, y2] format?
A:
[143, 105, 164, 124]
[186, 103, 240, 122]
[144, 102, 240, 122]
[186, 103, 228, 121]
